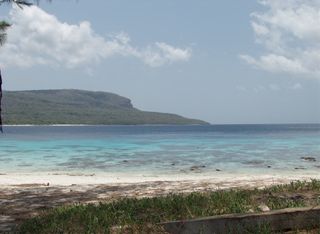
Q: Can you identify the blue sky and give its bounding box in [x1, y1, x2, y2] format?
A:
[0, 0, 319, 124]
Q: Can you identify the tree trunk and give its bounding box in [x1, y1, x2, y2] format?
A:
[0, 69, 2, 133]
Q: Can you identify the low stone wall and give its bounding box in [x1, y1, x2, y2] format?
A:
[162, 206, 320, 234]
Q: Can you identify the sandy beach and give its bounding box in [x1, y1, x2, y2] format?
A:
[1, 171, 320, 186]
[1, 172, 320, 231]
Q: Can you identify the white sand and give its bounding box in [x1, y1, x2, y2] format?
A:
[1, 171, 320, 188]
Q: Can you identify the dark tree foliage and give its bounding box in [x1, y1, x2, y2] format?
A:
[0, 0, 44, 7]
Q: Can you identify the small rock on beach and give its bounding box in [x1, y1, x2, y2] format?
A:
[295, 167, 306, 170]
[190, 165, 206, 171]
[301, 156, 316, 162]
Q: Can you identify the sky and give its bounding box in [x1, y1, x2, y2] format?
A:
[0, 0, 319, 124]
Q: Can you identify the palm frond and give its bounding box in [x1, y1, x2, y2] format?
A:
[0, 0, 32, 6]
[0, 0, 51, 7]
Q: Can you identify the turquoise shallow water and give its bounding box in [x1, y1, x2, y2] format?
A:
[0, 124, 319, 175]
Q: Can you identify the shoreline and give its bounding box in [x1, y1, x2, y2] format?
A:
[2, 124, 209, 127]
[3, 123, 320, 127]
[1, 171, 320, 187]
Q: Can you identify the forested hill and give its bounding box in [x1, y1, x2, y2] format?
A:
[2, 89, 209, 125]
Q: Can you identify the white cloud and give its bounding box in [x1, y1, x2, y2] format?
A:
[240, 54, 307, 74]
[0, 6, 191, 68]
[142, 42, 191, 67]
[241, 0, 320, 78]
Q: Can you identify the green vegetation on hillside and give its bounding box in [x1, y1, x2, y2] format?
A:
[18, 180, 320, 233]
[3, 89, 208, 125]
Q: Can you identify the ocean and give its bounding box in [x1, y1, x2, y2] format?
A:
[0, 124, 319, 177]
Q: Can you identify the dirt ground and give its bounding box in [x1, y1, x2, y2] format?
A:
[0, 179, 319, 232]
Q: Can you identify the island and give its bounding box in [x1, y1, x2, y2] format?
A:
[2, 89, 209, 125]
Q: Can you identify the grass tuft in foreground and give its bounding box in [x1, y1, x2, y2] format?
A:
[18, 180, 320, 233]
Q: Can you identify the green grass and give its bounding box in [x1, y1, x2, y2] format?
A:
[18, 180, 320, 233]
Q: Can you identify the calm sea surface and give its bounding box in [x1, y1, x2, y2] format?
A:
[0, 124, 319, 175]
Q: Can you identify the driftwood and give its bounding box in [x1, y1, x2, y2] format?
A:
[162, 206, 320, 234]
